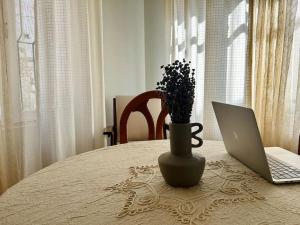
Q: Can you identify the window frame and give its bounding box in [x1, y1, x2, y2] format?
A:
[3, 0, 37, 123]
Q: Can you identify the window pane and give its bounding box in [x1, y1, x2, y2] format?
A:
[15, 0, 36, 111]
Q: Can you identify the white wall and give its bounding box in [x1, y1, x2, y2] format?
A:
[103, 0, 146, 125]
[144, 0, 168, 90]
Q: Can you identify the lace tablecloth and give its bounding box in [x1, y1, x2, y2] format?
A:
[1, 140, 300, 225]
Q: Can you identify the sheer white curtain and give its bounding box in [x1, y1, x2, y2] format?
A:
[0, 0, 106, 193]
[166, 0, 249, 140]
[36, 0, 106, 164]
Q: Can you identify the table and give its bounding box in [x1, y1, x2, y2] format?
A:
[1, 140, 300, 225]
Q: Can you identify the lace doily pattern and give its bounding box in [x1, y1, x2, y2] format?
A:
[105, 160, 266, 224]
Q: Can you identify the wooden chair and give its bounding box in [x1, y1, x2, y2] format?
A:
[103, 91, 169, 145]
[119, 90, 168, 144]
[298, 135, 300, 155]
[103, 97, 119, 145]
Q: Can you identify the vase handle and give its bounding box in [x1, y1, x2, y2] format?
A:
[191, 123, 203, 148]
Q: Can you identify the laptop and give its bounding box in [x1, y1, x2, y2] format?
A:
[212, 101, 300, 184]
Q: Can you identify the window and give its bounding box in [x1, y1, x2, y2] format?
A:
[2, 0, 36, 122]
[15, 0, 36, 112]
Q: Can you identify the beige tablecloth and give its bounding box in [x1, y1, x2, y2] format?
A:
[1, 140, 300, 225]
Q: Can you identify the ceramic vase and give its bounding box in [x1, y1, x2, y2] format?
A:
[158, 123, 205, 187]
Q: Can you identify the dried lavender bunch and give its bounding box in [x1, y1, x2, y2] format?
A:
[157, 59, 196, 124]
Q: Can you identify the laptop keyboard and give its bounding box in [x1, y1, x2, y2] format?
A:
[267, 155, 300, 180]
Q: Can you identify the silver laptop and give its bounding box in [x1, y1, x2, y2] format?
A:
[212, 101, 300, 184]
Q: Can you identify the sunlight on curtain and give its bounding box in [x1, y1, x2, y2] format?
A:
[279, 0, 300, 152]
[167, 0, 248, 139]
[226, 1, 248, 105]
[249, 0, 299, 152]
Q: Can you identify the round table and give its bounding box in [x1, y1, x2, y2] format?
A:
[1, 140, 300, 225]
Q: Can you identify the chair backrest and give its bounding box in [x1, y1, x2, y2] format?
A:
[115, 96, 162, 142]
[119, 90, 168, 144]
